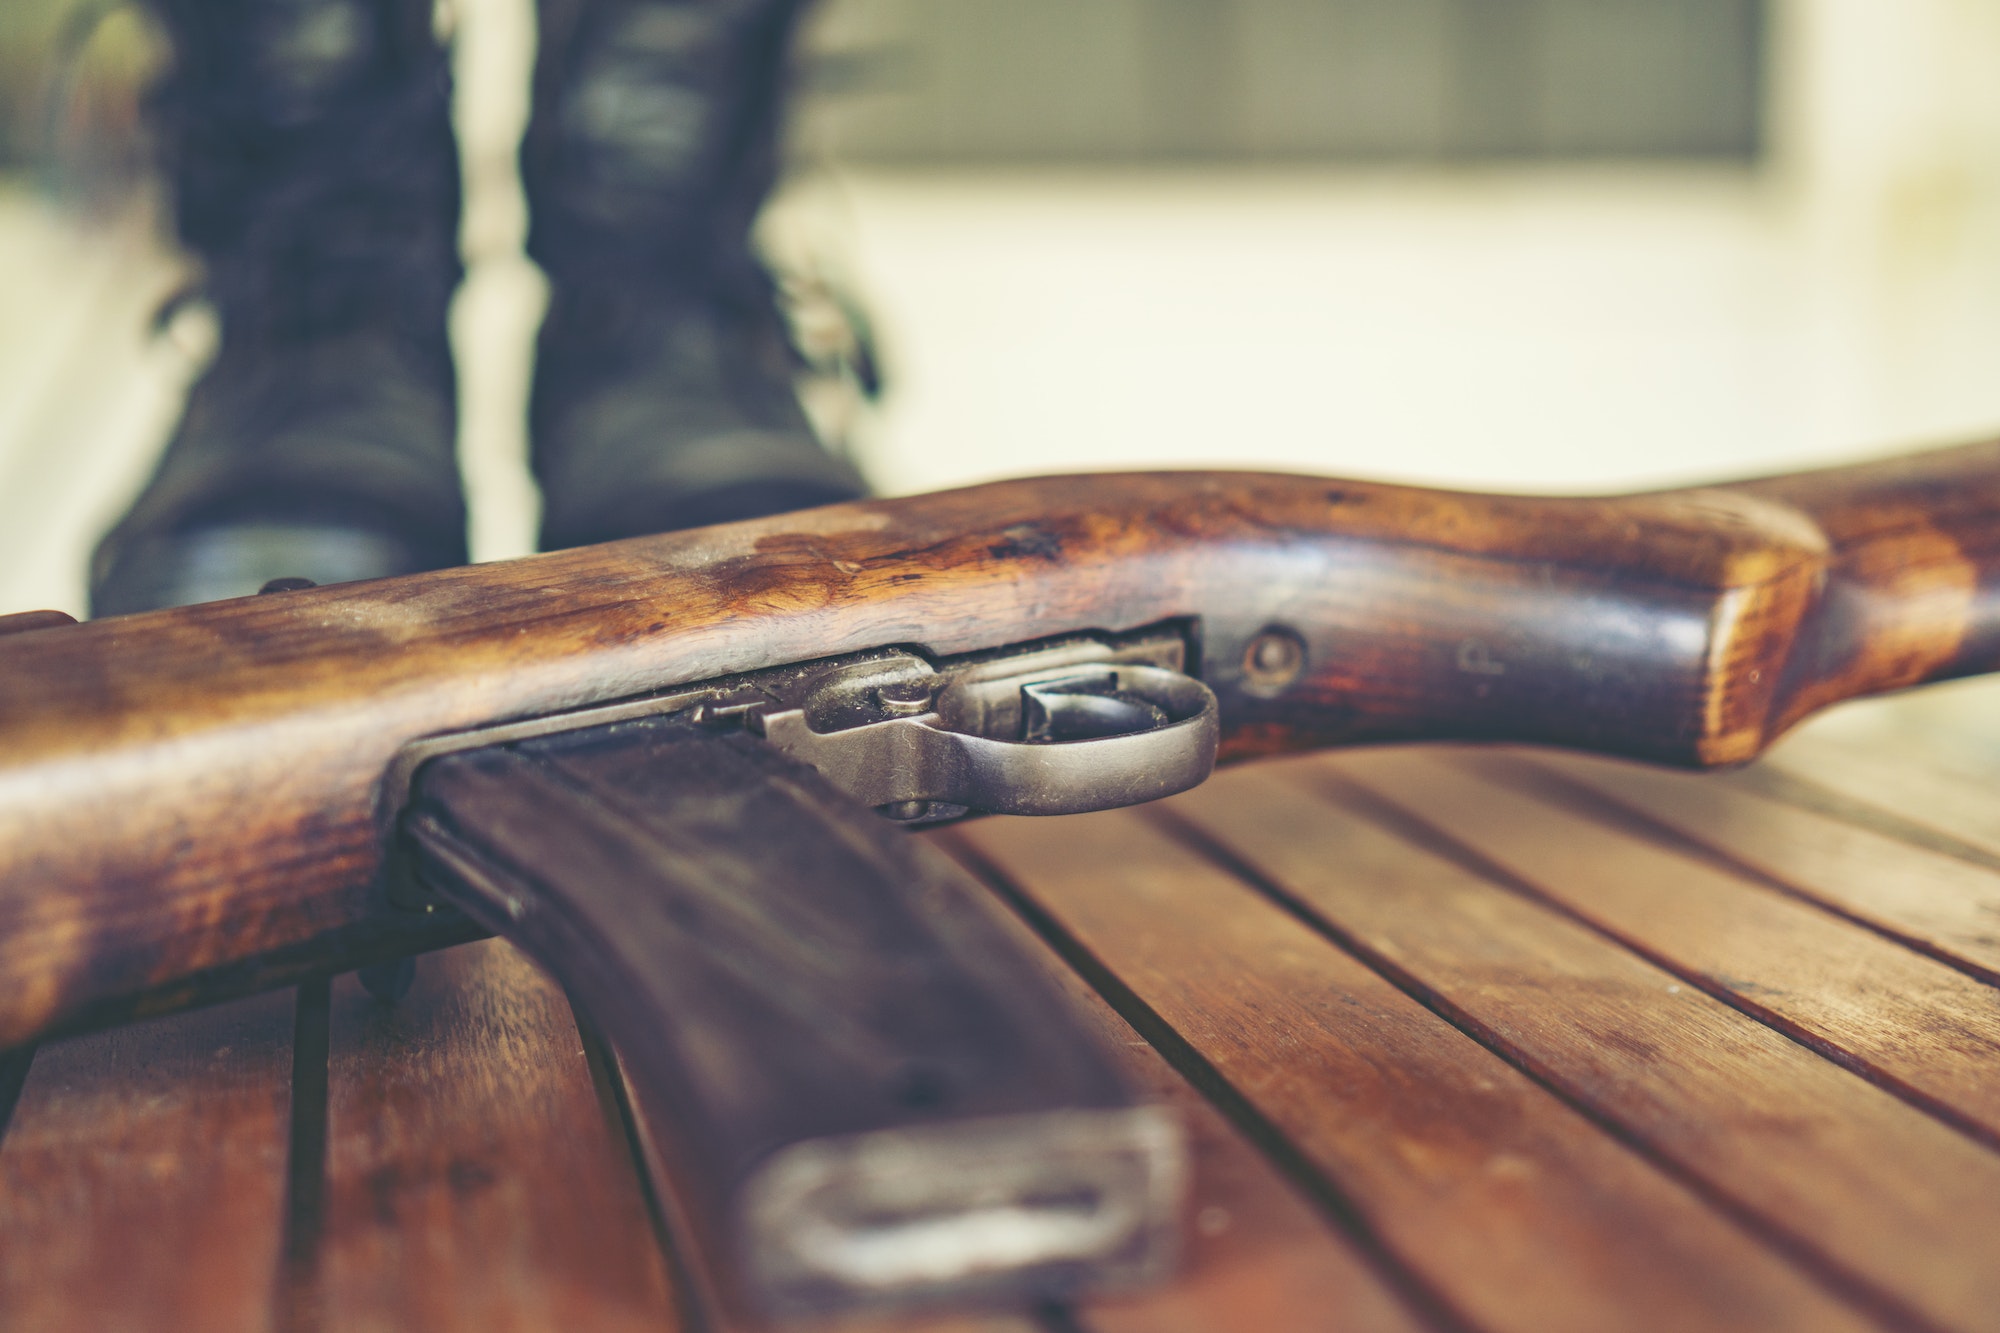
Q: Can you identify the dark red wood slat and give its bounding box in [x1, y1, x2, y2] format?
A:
[1332, 748, 2000, 1144]
[1528, 750, 2000, 979]
[315, 940, 681, 1332]
[0, 991, 294, 1333]
[930, 827, 1437, 1333]
[1180, 756, 2000, 1331]
[952, 807, 1878, 1333]
[1756, 728, 2000, 866]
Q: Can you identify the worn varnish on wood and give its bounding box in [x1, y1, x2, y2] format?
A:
[9, 443, 2000, 1047]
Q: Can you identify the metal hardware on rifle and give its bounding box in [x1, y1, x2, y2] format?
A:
[1239, 625, 1307, 698]
[382, 625, 1218, 906]
[750, 653, 1218, 821]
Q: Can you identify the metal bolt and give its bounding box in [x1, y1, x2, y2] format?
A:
[1241, 627, 1307, 698]
[874, 679, 935, 717]
[358, 956, 417, 1004]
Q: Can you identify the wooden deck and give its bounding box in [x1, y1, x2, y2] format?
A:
[5, 694, 1999, 1333]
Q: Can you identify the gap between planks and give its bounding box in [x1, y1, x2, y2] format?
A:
[0, 1044, 33, 1146]
[1728, 756, 2000, 877]
[1753, 724, 2000, 870]
[933, 828, 1444, 1333]
[1131, 796, 1939, 1333]
[946, 806, 1883, 1333]
[1518, 750, 2000, 988]
[278, 977, 331, 1333]
[0, 988, 296, 1333]
[1167, 750, 2000, 1332]
[1324, 750, 2000, 1156]
[939, 830, 1473, 1333]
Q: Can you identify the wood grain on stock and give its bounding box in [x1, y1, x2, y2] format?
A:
[3, 442, 2000, 1046]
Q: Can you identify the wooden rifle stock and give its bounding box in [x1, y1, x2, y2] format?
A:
[4, 440, 2000, 1048]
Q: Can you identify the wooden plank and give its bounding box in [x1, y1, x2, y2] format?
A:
[0, 990, 294, 1333]
[930, 827, 1433, 1333]
[314, 939, 681, 1333]
[1188, 754, 2000, 1330]
[1526, 749, 2000, 979]
[1060, 1013, 1431, 1333]
[1326, 747, 2000, 1145]
[950, 807, 1876, 1333]
[1754, 729, 2000, 867]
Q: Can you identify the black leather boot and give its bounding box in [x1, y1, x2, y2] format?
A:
[523, 0, 866, 552]
[90, 0, 467, 616]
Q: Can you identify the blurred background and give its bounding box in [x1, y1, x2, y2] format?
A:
[4, 0, 2000, 620]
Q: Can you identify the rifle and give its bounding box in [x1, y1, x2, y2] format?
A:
[4, 440, 1999, 1316]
